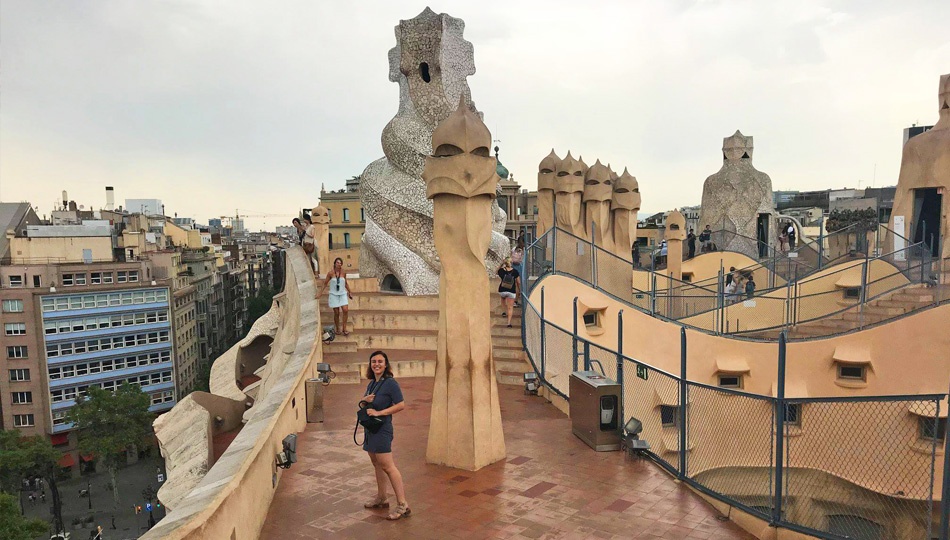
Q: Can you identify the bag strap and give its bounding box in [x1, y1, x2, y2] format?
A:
[354, 418, 363, 446]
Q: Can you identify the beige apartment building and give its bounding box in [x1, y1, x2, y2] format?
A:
[149, 251, 199, 395]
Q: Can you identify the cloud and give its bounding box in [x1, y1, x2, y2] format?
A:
[1, 0, 947, 228]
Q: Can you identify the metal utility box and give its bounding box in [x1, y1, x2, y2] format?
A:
[570, 371, 621, 451]
[305, 379, 325, 423]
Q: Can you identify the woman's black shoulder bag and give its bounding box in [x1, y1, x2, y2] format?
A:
[354, 379, 385, 445]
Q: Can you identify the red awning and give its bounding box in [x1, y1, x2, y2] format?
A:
[80, 453, 94, 462]
[50, 434, 68, 446]
[58, 454, 76, 468]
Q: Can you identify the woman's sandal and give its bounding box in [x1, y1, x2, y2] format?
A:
[364, 496, 389, 509]
[386, 502, 411, 520]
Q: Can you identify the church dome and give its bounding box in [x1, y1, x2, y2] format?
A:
[496, 156, 509, 180]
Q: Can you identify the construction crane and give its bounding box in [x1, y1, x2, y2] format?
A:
[216, 209, 298, 232]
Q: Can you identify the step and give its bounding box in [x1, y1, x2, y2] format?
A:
[864, 300, 909, 315]
[496, 373, 524, 386]
[322, 339, 358, 353]
[490, 325, 522, 338]
[349, 311, 440, 331]
[891, 292, 934, 303]
[840, 312, 887, 324]
[493, 348, 525, 361]
[495, 359, 530, 373]
[492, 336, 523, 349]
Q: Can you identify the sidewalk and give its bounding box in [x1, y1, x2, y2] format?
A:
[22, 455, 167, 540]
[262, 377, 754, 539]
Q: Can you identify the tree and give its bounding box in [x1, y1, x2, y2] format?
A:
[245, 285, 275, 331]
[0, 431, 64, 532]
[0, 493, 47, 540]
[66, 383, 154, 507]
[0, 430, 32, 494]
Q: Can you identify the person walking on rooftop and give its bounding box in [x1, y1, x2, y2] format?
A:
[699, 225, 712, 253]
[318, 257, 353, 335]
[687, 229, 697, 259]
[786, 222, 796, 250]
[361, 351, 410, 521]
[497, 258, 521, 328]
[745, 274, 756, 300]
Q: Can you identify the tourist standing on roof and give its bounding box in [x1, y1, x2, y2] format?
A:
[360, 350, 410, 521]
[318, 257, 353, 336]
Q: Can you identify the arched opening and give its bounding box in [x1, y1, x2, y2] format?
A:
[419, 62, 431, 83]
[380, 274, 404, 293]
[236, 334, 274, 388]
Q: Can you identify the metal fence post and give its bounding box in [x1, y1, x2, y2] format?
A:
[818, 218, 825, 269]
[679, 327, 688, 480]
[941, 378, 950, 540]
[651, 273, 657, 316]
[572, 297, 579, 372]
[859, 256, 869, 329]
[540, 287, 546, 380]
[591, 221, 597, 288]
[617, 310, 625, 429]
[773, 331, 787, 526]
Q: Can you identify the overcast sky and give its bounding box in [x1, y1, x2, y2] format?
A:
[1, 1, 948, 231]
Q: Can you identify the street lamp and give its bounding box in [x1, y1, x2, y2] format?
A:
[87, 479, 92, 510]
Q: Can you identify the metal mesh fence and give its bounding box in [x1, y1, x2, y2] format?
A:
[686, 383, 776, 520]
[783, 397, 940, 540]
[525, 229, 554, 290]
[523, 301, 542, 375]
[620, 355, 681, 474]
[594, 246, 636, 304]
[541, 322, 575, 399]
[554, 228, 593, 285]
[585, 341, 618, 384]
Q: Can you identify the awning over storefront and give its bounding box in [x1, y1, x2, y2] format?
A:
[58, 454, 76, 468]
[50, 434, 68, 446]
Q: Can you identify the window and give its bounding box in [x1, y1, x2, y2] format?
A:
[360, 208, 365, 222]
[827, 515, 883, 540]
[8, 275, 24, 287]
[343, 208, 351, 222]
[718, 374, 742, 388]
[33, 275, 41, 287]
[837, 364, 866, 381]
[660, 405, 679, 428]
[13, 414, 35, 427]
[7, 346, 28, 359]
[919, 417, 946, 442]
[2, 300, 24, 312]
[12, 391, 32, 404]
[784, 404, 801, 426]
[9, 369, 30, 381]
[344, 233, 351, 248]
[843, 287, 861, 300]
[4, 323, 26, 336]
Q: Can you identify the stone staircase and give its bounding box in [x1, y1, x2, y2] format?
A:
[780, 284, 948, 339]
[318, 276, 531, 385]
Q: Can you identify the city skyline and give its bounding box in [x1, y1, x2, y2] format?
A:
[1, 1, 948, 232]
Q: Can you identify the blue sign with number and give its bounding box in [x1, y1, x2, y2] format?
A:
[146, 503, 152, 512]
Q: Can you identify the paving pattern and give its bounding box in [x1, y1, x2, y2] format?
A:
[262, 378, 754, 539]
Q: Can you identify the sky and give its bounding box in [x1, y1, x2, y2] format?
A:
[1, 0, 948, 232]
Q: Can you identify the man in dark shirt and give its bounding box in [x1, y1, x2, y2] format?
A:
[687, 229, 697, 259]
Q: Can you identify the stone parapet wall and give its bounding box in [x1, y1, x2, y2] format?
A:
[142, 246, 321, 540]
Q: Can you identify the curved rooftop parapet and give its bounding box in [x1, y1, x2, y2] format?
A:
[143, 246, 321, 539]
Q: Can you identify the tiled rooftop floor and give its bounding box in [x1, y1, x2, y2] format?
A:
[262, 378, 754, 540]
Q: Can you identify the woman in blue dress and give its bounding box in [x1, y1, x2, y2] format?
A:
[361, 350, 410, 520]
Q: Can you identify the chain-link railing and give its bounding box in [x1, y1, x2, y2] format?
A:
[519, 262, 949, 538]
[526, 224, 950, 343]
[782, 396, 942, 540]
[686, 381, 776, 521]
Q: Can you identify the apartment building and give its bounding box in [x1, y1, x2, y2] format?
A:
[0, 208, 176, 474]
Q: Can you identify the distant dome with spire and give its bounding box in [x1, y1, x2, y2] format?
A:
[494, 145, 509, 179]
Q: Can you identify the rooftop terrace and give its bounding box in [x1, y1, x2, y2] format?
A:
[261, 377, 753, 540]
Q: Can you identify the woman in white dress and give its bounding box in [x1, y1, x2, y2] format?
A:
[318, 257, 353, 335]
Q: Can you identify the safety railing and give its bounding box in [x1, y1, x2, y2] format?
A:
[526, 225, 949, 341]
[521, 289, 950, 540]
